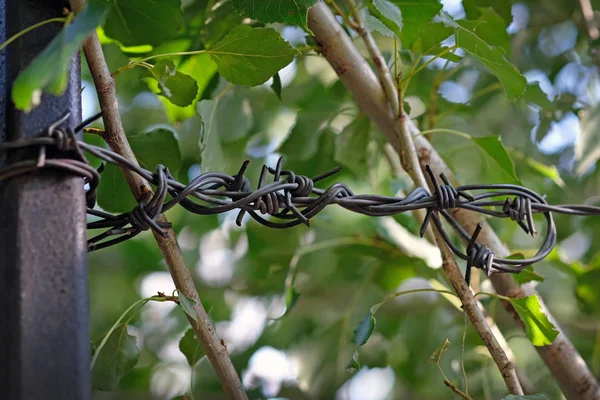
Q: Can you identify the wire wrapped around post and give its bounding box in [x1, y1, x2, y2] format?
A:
[1, 113, 599, 284]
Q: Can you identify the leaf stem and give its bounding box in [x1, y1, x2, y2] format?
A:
[112, 50, 208, 77]
[0, 17, 67, 52]
[90, 296, 162, 371]
[401, 46, 458, 91]
[417, 128, 472, 139]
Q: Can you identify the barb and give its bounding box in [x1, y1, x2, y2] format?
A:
[1, 114, 599, 282]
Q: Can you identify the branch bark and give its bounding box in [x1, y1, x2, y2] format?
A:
[69, 2, 247, 399]
[308, 2, 600, 399]
[337, 1, 522, 394]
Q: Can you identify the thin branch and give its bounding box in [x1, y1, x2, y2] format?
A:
[69, 1, 247, 399]
[336, 1, 522, 395]
[308, 3, 600, 399]
[580, 0, 600, 40]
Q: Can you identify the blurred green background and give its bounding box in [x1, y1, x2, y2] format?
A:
[83, 0, 600, 398]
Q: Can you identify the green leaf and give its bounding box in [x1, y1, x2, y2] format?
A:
[12, 0, 107, 111]
[352, 311, 376, 347]
[91, 324, 140, 391]
[207, 26, 300, 86]
[389, 0, 442, 47]
[473, 7, 511, 56]
[178, 292, 199, 326]
[514, 267, 545, 285]
[373, 0, 403, 34]
[440, 12, 526, 101]
[575, 269, 600, 315]
[499, 395, 549, 400]
[128, 128, 182, 173]
[575, 102, 600, 175]
[463, 0, 512, 25]
[103, 0, 183, 46]
[270, 72, 283, 101]
[509, 295, 559, 346]
[524, 82, 554, 110]
[365, 15, 398, 38]
[179, 329, 206, 367]
[197, 100, 226, 173]
[231, 0, 319, 31]
[416, 22, 453, 53]
[140, 60, 199, 107]
[428, 338, 450, 363]
[97, 163, 137, 213]
[197, 86, 253, 171]
[334, 115, 371, 177]
[471, 136, 521, 185]
[347, 310, 376, 372]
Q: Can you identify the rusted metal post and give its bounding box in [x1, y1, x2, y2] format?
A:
[0, 0, 90, 399]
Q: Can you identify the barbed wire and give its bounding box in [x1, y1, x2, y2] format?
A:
[2, 113, 600, 283]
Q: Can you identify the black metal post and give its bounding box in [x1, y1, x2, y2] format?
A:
[0, 1, 90, 399]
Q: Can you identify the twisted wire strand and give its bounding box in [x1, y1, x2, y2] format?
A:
[1, 113, 600, 282]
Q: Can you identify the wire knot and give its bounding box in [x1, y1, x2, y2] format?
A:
[425, 165, 473, 210]
[503, 196, 536, 236]
[290, 175, 314, 198]
[128, 165, 171, 235]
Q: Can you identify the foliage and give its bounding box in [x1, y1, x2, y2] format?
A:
[8, 0, 600, 398]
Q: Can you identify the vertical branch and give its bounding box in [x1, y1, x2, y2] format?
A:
[308, 3, 600, 399]
[69, 2, 247, 399]
[329, 1, 523, 395]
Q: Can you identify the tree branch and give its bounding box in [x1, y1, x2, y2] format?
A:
[308, 2, 600, 399]
[324, 1, 522, 395]
[69, 2, 247, 399]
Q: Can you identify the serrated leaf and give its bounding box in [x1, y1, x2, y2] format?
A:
[231, 0, 318, 31]
[440, 12, 526, 101]
[575, 102, 600, 175]
[140, 60, 199, 107]
[389, 0, 442, 47]
[12, 0, 106, 111]
[334, 115, 371, 177]
[500, 395, 549, 400]
[207, 26, 300, 86]
[471, 136, 521, 185]
[97, 163, 137, 213]
[472, 7, 510, 56]
[91, 324, 140, 391]
[428, 338, 450, 363]
[179, 329, 206, 367]
[270, 72, 283, 100]
[509, 295, 559, 346]
[365, 15, 398, 38]
[178, 292, 199, 326]
[352, 312, 376, 347]
[103, 0, 183, 46]
[128, 128, 182, 173]
[416, 22, 453, 53]
[373, 0, 403, 33]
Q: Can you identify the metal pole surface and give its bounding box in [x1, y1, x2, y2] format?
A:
[0, 0, 89, 398]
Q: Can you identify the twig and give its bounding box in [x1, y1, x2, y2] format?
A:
[336, 1, 523, 395]
[444, 379, 474, 400]
[580, 0, 600, 40]
[69, 1, 247, 399]
[307, 3, 600, 399]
